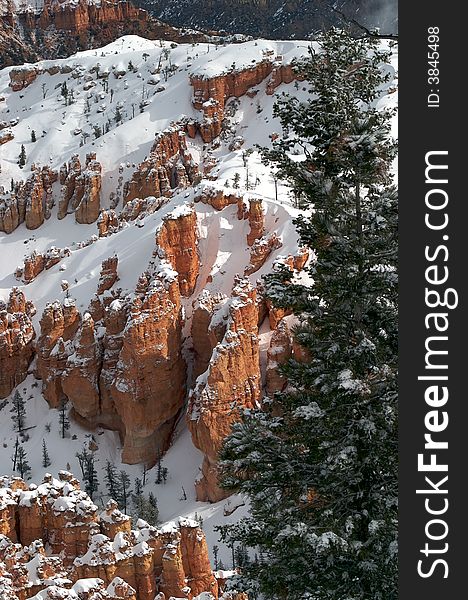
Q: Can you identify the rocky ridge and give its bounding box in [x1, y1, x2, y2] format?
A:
[0, 0, 211, 68]
[0, 472, 236, 599]
[0, 288, 36, 399]
[138, 0, 398, 40]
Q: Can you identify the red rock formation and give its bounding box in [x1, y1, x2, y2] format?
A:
[96, 298, 129, 434]
[244, 232, 282, 275]
[100, 501, 132, 540]
[156, 207, 199, 297]
[120, 196, 165, 224]
[0, 129, 14, 144]
[59, 153, 102, 224]
[76, 156, 102, 224]
[124, 128, 199, 204]
[38, 0, 148, 35]
[73, 531, 155, 600]
[19, 247, 71, 284]
[43, 268, 184, 466]
[194, 187, 241, 212]
[190, 59, 297, 143]
[0, 289, 35, 399]
[0, 196, 20, 233]
[107, 577, 137, 600]
[266, 63, 296, 95]
[265, 318, 292, 395]
[190, 61, 275, 143]
[21, 252, 45, 284]
[188, 278, 261, 502]
[0, 480, 18, 541]
[111, 269, 186, 465]
[0, 166, 57, 233]
[246, 198, 264, 246]
[159, 539, 188, 599]
[97, 256, 119, 295]
[36, 299, 81, 408]
[0, 167, 56, 233]
[0, 475, 223, 600]
[98, 209, 119, 237]
[179, 521, 218, 598]
[9, 66, 39, 91]
[191, 290, 228, 380]
[61, 313, 102, 420]
[11, 472, 100, 564]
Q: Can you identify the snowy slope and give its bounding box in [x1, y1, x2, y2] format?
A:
[0, 34, 397, 565]
[0, 35, 316, 564]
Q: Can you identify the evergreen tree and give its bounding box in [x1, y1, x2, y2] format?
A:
[42, 439, 51, 468]
[119, 470, 132, 514]
[219, 29, 397, 600]
[61, 80, 68, 100]
[58, 400, 70, 438]
[10, 390, 26, 434]
[155, 450, 163, 484]
[31, 130, 36, 143]
[105, 461, 122, 503]
[132, 476, 144, 514]
[18, 145, 26, 168]
[232, 172, 241, 189]
[16, 445, 31, 480]
[76, 449, 99, 499]
[11, 436, 20, 471]
[146, 492, 159, 525]
[114, 106, 123, 124]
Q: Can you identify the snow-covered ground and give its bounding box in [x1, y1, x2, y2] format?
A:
[0, 34, 397, 564]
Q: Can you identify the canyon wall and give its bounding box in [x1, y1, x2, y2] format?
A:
[189, 61, 296, 142]
[0, 473, 225, 600]
[188, 278, 261, 502]
[0, 289, 36, 399]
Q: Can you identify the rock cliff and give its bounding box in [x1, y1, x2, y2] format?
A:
[16, 247, 71, 284]
[0, 473, 224, 600]
[189, 60, 298, 142]
[59, 153, 102, 224]
[124, 128, 199, 204]
[35, 258, 186, 467]
[0, 166, 57, 234]
[0, 0, 210, 69]
[36, 299, 82, 408]
[156, 206, 200, 297]
[188, 278, 261, 502]
[111, 267, 186, 465]
[0, 289, 36, 399]
[140, 0, 397, 41]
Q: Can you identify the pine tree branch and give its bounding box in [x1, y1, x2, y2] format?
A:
[331, 6, 398, 40]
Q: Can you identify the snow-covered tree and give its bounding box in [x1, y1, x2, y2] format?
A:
[144, 492, 159, 525]
[219, 29, 397, 600]
[18, 145, 26, 168]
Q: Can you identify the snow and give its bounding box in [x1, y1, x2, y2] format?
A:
[72, 578, 105, 593]
[0, 32, 397, 567]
